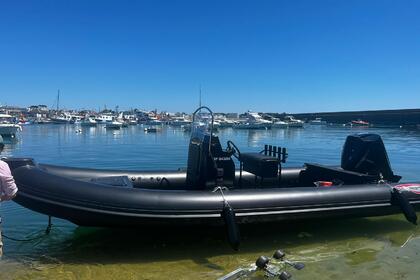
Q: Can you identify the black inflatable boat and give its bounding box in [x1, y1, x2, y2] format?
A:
[5, 107, 420, 231]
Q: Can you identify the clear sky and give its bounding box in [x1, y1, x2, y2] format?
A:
[0, 1, 419, 113]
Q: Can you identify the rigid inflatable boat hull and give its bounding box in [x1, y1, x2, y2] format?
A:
[10, 163, 420, 227]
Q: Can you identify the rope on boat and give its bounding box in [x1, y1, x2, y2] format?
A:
[1, 232, 46, 242]
[213, 186, 230, 206]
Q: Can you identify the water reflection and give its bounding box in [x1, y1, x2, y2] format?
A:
[0, 136, 20, 157]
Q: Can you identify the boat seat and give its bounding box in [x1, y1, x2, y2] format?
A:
[301, 163, 378, 185]
[240, 153, 279, 178]
[91, 176, 133, 188]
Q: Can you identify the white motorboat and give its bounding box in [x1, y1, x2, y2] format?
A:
[80, 116, 97, 127]
[95, 114, 114, 123]
[50, 112, 74, 124]
[116, 113, 129, 127]
[233, 111, 272, 130]
[215, 116, 237, 128]
[146, 119, 163, 126]
[0, 114, 22, 137]
[169, 116, 192, 126]
[233, 122, 269, 129]
[218, 119, 237, 128]
[284, 115, 304, 128]
[309, 118, 327, 125]
[272, 120, 288, 128]
[105, 119, 123, 130]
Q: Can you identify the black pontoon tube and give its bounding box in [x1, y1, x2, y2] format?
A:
[11, 164, 420, 228]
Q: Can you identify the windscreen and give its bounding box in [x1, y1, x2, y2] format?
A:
[192, 108, 213, 135]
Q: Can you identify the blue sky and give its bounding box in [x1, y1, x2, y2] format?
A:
[0, 1, 419, 113]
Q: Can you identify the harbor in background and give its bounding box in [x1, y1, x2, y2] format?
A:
[1, 104, 420, 139]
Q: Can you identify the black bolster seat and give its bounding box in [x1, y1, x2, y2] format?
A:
[301, 163, 378, 185]
[240, 153, 279, 178]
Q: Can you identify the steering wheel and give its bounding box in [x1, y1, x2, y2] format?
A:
[226, 140, 241, 160]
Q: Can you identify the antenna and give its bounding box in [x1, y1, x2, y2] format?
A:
[57, 89, 60, 111]
[199, 85, 202, 107]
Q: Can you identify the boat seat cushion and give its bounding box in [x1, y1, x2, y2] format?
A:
[240, 153, 279, 178]
[302, 163, 378, 185]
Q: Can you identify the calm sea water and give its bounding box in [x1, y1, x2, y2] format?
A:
[1, 124, 420, 280]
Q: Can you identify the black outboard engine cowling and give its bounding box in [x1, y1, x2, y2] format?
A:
[341, 134, 401, 182]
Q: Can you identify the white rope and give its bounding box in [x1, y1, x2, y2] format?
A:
[213, 186, 230, 207]
[401, 234, 415, 248]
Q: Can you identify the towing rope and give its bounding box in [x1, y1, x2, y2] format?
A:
[1, 232, 47, 242]
[1, 216, 52, 242]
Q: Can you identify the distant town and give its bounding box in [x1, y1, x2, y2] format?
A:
[0, 104, 243, 125]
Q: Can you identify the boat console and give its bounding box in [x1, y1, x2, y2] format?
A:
[186, 107, 287, 189]
[186, 107, 236, 189]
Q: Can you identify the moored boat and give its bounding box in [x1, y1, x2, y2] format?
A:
[309, 118, 327, 125]
[272, 120, 288, 128]
[80, 116, 97, 127]
[350, 120, 370, 127]
[0, 114, 22, 138]
[233, 111, 272, 130]
[50, 112, 74, 124]
[5, 107, 420, 249]
[284, 115, 304, 128]
[105, 119, 123, 129]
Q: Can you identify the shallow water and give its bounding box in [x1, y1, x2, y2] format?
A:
[1, 124, 420, 279]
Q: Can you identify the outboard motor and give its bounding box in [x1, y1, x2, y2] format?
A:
[186, 107, 235, 189]
[341, 134, 401, 182]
